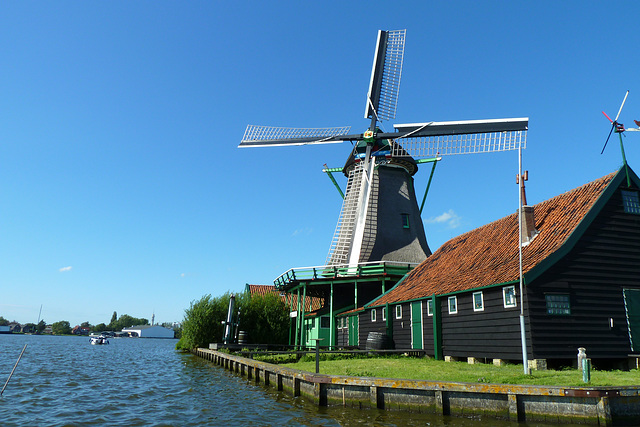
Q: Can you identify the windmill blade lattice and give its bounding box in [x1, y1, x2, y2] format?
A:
[240, 125, 352, 147]
[365, 29, 406, 123]
[390, 118, 528, 158]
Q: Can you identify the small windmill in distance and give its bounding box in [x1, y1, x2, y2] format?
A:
[240, 30, 528, 268]
[601, 90, 639, 186]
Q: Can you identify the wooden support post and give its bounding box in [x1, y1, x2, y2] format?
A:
[370, 385, 381, 409]
[293, 377, 301, 397]
[597, 396, 613, 426]
[435, 390, 449, 415]
[508, 394, 520, 422]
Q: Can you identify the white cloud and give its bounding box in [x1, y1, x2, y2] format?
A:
[59, 266, 72, 272]
[425, 209, 461, 229]
[292, 227, 312, 237]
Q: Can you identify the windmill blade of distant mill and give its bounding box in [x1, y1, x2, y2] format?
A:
[601, 90, 629, 154]
[238, 125, 357, 147]
[364, 29, 406, 125]
[387, 118, 528, 158]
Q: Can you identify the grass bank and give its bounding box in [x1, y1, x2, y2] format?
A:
[273, 354, 640, 387]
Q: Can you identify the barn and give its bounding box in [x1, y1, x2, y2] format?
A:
[350, 165, 640, 368]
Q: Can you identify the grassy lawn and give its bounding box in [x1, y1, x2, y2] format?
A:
[274, 355, 640, 387]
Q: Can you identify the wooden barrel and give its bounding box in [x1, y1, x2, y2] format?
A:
[238, 331, 248, 345]
[366, 332, 391, 350]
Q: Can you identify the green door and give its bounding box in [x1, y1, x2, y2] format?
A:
[623, 289, 640, 351]
[348, 315, 359, 346]
[411, 301, 423, 350]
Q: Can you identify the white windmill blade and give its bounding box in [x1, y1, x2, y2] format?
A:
[390, 118, 528, 158]
[614, 90, 630, 122]
[364, 29, 406, 123]
[239, 125, 352, 147]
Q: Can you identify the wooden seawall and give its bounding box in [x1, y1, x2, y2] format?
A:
[194, 348, 640, 425]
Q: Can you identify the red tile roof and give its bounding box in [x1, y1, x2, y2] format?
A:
[370, 170, 618, 307]
[246, 284, 324, 312]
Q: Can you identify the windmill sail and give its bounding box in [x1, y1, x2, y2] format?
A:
[239, 29, 529, 271]
[240, 125, 352, 147]
[391, 118, 528, 158]
[365, 29, 406, 123]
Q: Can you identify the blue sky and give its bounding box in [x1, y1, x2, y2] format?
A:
[2, 2, 639, 327]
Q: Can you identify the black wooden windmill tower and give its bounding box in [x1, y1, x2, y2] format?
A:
[240, 29, 529, 268]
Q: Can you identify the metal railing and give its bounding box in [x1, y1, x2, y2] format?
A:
[274, 261, 417, 289]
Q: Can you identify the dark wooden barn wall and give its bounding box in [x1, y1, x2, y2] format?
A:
[438, 288, 527, 360]
[528, 186, 640, 360]
[391, 302, 411, 348]
[358, 309, 387, 347]
[336, 324, 348, 347]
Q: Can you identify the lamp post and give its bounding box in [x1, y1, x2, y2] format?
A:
[518, 145, 529, 375]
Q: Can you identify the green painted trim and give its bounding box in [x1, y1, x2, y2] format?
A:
[362, 273, 411, 308]
[385, 303, 392, 338]
[525, 166, 640, 284]
[415, 157, 440, 164]
[323, 167, 345, 199]
[432, 295, 443, 360]
[420, 159, 438, 214]
[330, 283, 334, 349]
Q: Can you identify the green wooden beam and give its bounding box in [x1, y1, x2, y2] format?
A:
[323, 165, 345, 199]
[432, 295, 443, 360]
[619, 132, 631, 187]
[420, 159, 439, 215]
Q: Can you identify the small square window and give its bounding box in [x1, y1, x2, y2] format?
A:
[371, 309, 377, 322]
[503, 286, 517, 308]
[395, 305, 402, 319]
[427, 299, 433, 316]
[448, 296, 458, 314]
[622, 190, 640, 214]
[473, 291, 484, 312]
[401, 213, 410, 229]
[320, 316, 330, 328]
[546, 294, 571, 315]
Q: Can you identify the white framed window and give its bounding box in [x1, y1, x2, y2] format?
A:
[448, 296, 458, 314]
[622, 190, 640, 214]
[382, 307, 387, 321]
[546, 294, 571, 315]
[395, 305, 402, 319]
[473, 291, 484, 312]
[503, 285, 517, 308]
[427, 299, 433, 316]
[371, 309, 377, 322]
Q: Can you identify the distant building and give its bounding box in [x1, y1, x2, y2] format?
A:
[0, 325, 10, 334]
[72, 326, 91, 335]
[121, 325, 174, 338]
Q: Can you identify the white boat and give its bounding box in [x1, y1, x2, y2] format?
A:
[90, 335, 109, 345]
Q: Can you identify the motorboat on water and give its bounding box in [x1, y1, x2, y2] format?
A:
[90, 335, 109, 345]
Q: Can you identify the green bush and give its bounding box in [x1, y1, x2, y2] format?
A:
[176, 293, 233, 350]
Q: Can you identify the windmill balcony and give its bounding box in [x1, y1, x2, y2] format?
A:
[273, 261, 418, 290]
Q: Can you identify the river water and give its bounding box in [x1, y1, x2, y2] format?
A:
[0, 334, 558, 426]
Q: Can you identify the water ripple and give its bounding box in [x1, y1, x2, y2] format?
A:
[1, 335, 557, 426]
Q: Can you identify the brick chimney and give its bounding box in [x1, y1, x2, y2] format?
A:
[517, 170, 537, 245]
[520, 205, 537, 245]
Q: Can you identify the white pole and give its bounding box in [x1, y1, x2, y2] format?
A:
[518, 145, 529, 374]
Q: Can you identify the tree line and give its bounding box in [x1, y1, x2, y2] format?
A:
[0, 313, 153, 335]
[176, 291, 289, 350]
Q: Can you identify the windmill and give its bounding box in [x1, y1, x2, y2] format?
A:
[240, 29, 528, 268]
[601, 90, 639, 186]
